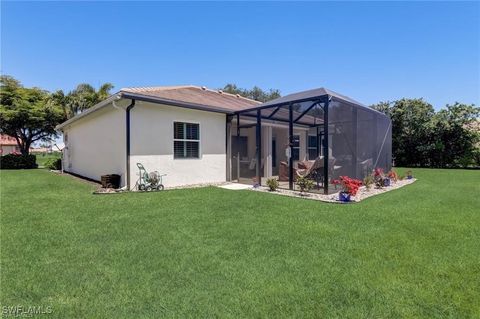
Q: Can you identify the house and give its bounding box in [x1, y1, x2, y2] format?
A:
[56, 86, 392, 193]
[0, 134, 20, 155]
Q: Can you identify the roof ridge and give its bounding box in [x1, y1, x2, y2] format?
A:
[121, 85, 261, 104]
[201, 87, 261, 104]
[120, 85, 197, 92]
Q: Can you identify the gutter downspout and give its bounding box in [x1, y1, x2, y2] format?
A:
[125, 100, 136, 190]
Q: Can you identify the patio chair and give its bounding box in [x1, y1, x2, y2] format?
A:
[313, 157, 342, 187]
[296, 156, 324, 187]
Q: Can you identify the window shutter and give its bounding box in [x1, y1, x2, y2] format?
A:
[173, 122, 200, 159]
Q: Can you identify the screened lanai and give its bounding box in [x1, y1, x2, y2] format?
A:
[226, 88, 392, 194]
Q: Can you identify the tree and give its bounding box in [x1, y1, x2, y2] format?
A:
[431, 103, 479, 167]
[382, 98, 435, 167]
[221, 83, 280, 102]
[372, 99, 479, 168]
[0, 75, 66, 155]
[53, 82, 114, 119]
[371, 101, 391, 117]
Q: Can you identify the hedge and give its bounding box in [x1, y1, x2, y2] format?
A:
[0, 154, 38, 169]
[44, 158, 62, 170]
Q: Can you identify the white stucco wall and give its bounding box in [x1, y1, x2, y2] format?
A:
[62, 104, 126, 184]
[129, 101, 226, 188]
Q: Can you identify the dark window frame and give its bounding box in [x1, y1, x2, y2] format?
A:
[308, 135, 318, 160]
[173, 122, 200, 159]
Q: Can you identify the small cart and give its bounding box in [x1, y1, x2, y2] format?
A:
[135, 163, 166, 191]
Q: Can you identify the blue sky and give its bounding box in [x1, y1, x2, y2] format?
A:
[1, 1, 479, 109]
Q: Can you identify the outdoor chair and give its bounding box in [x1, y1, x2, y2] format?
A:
[313, 157, 342, 187]
[296, 156, 324, 188]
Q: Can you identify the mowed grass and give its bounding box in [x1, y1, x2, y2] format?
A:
[0, 169, 479, 318]
[34, 152, 62, 168]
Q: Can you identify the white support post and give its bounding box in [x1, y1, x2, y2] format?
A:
[299, 130, 308, 161]
[263, 126, 273, 178]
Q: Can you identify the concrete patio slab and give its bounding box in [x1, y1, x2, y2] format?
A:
[217, 183, 252, 190]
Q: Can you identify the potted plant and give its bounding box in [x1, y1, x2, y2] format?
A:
[332, 178, 354, 200]
[387, 170, 398, 183]
[383, 176, 391, 187]
[339, 191, 351, 202]
[296, 176, 314, 195]
[334, 176, 362, 202]
[266, 178, 279, 192]
[373, 168, 393, 187]
[252, 176, 259, 188]
[406, 170, 413, 179]
[373, 168, 385, 188]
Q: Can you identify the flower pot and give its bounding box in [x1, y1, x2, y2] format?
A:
[339, 192, 351, 202]
[383, 178, 391, 187]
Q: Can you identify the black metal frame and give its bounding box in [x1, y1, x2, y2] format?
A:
[322, 98, 329, 194]
[233, 94, 331, 194]
[256, 110, 262, 185]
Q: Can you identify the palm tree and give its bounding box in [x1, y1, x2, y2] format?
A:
[53, 83, 114, 119]
[97, 83, 114, 101]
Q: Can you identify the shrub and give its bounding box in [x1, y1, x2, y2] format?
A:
[266, 178, 279, 191]
[0, 154, 37, 169]
[296, 176, 314, 193]
[363, 174, 374, 190]
[45, 158, 62, 170]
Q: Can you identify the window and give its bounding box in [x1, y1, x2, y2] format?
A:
[291, 135, 300, 161]
[308, 135, 318, 159]
[174, 122, 200, 159]
[232, 136, 248, 159]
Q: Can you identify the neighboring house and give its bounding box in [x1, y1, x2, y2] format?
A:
[56, 85, 391, 193]
[30, 147, 52, 154]
[0, 134, 20, 155]
[30, 144, 64, 153]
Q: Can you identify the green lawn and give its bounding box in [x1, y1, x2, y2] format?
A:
[34, 152, 62, 168]
[0, 169, 479, 318]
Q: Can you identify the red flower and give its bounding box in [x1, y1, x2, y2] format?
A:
[336, 176, 363, 196]
[374, 168, 384, 177]
[331, 179, 341, 185]
[387, 170, 398, 181]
